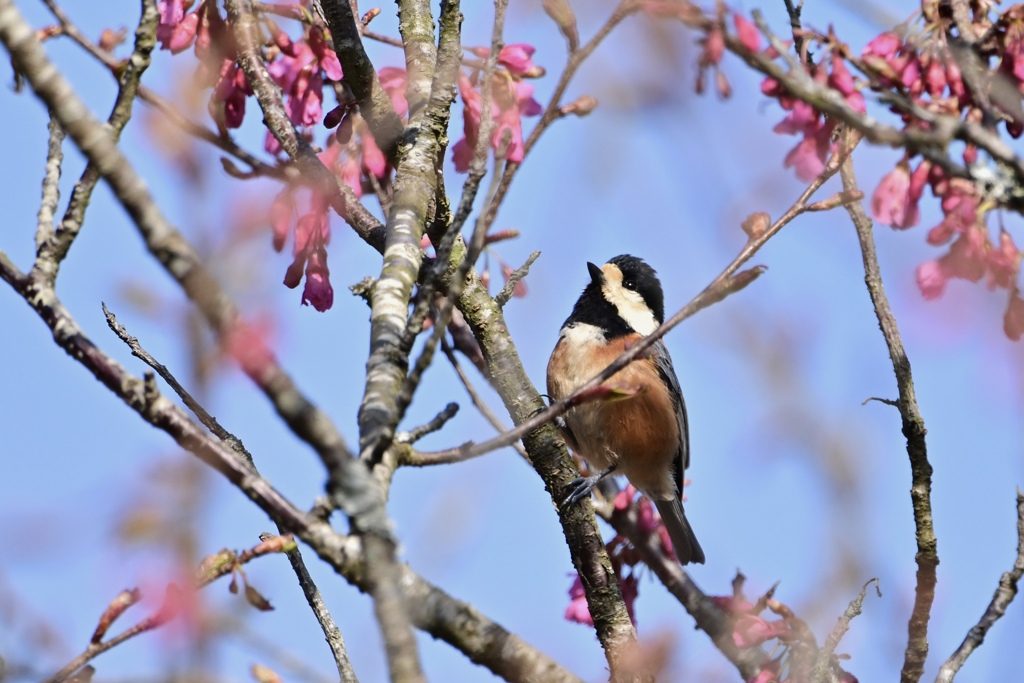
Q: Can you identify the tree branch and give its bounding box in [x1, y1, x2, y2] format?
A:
[838, 133, 938, 683]
[0, 249, 581, 683]
[1, 0, 366, 485]
[935, 490, 1024, 683]
[315, 0, 405, 156]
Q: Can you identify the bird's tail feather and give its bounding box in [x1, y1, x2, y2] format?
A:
[653, 497, 705, 565]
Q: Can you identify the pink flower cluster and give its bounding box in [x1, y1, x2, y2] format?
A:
[452, 44, 543, 171]
[762, 53, 866, 182]
[860, 23, 1024, 338]
[713, 583, 858, 683]
[564, 485, 675, 627]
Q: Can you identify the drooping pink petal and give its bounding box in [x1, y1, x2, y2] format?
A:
[916, 259, 948, 300]
[1004, 291, 1024, 341]
[733, 14, 760, 52]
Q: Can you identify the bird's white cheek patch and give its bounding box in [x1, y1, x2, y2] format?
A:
[601, 285, 658, 335]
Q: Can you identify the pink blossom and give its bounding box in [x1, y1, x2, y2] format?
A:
[308, 26, 343, 81]
[1004, 291, 1024, 340]
[378, 67, 409, 117]
[613, 484, 639, 510]
[733, 615, 790, 649]
[943, 228, 988, 282]
[498, 44, 543, 78]
[783, 134, 827, 181]
[733, 14, 760, 52]
[564, 574, 593, 626]
[361, 130, 388, 178]
[269, 187, 295, 252]
[988, 230, 1020, 290]
[871, 164, 920, 229]
[167, 10, 199, 54]
[701, 27, 725, 66]
[279, 193, 334, 311]
[924, 58, 947, 97]
[452, 72, 541, 172]
[302, 247, 334, 312]
[212, 60, 251, 129]
[916, 259, 947, 300]
[773, 101, 820, 136]
[863, 32, 901, 61]
[156, 0, 187, 50]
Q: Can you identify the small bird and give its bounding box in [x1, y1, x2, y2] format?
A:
[546, 255, 705, 565]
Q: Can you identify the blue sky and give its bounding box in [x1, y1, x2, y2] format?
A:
[2, 0, 1024, 681]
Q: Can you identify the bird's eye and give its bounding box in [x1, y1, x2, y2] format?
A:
[623, 280, 636, 291]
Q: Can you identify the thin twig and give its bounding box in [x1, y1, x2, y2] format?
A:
[33, 116, 65, 252]
[495, 250, 539, 308]
[43, 536, 296, 683]
[838, 132, 937, 683]
[935, 490, 1024, 683]
[259, 532, 360, 683]
[5, 0, 367, 485]
[812, 579, 882, 682]
[396, 402, 460, 444]
[103, 303, 253, 468]
[36, 0, 158, 283]
[0, 249, 580, 683]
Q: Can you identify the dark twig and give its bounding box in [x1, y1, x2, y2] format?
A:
[935, 490, 1024, 683]
[3, 0, 368, 486]
[43, 535, 296, 683]
[812, 579, 881, 682]
[36, 0, 158, 283]
[495, 250, 539, 308]
[102, 303, 253, 468]
[782, 0, 807, 62]
[259, 532, 360, 683]
[396, 402, 460, 444]
[474, 0, 635, 240]
[838, 133, 937, 683]
[315, 0, 405, 156]
[0, 250, 580, 683]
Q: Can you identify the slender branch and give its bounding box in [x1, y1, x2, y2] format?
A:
[838, 133, 937, 683]
[2, 0, 367, 486]
[0, 250, 581, 683]
[103, 301, 354, 680]
[812, 579, 882, 682]
[103, 303, 253, 468]
[259, 532, 360, 683]
[495, 250, 539, 308]
[34, 115, 65, 252]
[396, 402, 460, 444]
[474, 0, 635, 239]
[36, 0, 158, 284]
[44, 536, 296, 683]
[315, 0, 405, 156]
[935, 490, 1024, 683]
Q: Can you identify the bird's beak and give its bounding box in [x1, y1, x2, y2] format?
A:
[587, 262, 604, 285]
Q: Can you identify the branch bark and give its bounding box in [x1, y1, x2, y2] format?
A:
[838, 134, 938, 683]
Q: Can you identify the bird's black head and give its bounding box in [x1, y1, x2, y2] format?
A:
[563, 255, 665, 338]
